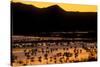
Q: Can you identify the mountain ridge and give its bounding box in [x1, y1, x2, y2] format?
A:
[11, 2, 97, 13]
[11, 2, 97, 35]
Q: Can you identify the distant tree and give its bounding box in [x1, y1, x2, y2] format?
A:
[75, 53, 78, 58]
[46, 47, 49, 49]
[59, 58, 63, 63]
[80, 49, 82, 53]
[54, 61, 57, 64]
[26, 54, 30, 59]
[23, 64, 27, 66]
[38, 56, 42, 62]
[54, 57, 56, 61]
[57, 53, 62, 57]
[18, 60, 23, 64]
[50, 57, 52, 62]
[63, 48, 65, 50]
[66, 48, 69, 50]
[63, 52, 73, 57]
[31, 57, 34, 62]
[44, 54, 48, 59]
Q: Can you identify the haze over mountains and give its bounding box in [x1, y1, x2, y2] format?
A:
[11, 2, 97, 36]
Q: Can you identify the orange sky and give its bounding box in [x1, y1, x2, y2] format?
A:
[11, 0, 97, 12]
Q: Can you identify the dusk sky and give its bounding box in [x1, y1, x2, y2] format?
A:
[12, 0, 97, 12]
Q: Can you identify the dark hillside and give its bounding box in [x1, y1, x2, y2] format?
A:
[11, 2, 97, 35]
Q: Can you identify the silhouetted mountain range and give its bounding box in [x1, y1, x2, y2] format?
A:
[11, 2, 97, 35]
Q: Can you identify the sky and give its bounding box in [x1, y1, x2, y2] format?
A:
[11, 0, 97, 12]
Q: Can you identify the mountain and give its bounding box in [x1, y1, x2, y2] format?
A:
[11, 2, 97, 35]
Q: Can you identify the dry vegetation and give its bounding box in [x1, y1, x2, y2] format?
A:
[11, 41, 97, 66]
